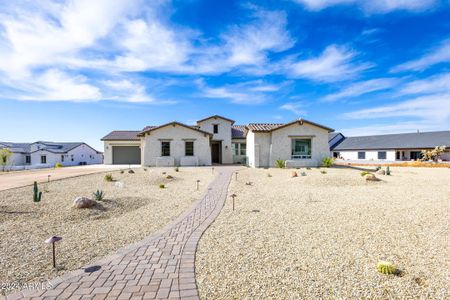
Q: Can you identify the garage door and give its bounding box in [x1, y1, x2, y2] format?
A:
[112, 146, 141, 164]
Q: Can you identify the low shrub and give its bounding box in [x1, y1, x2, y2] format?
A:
[104, 174, 113, 182]
[55, 162, 63, 168]
[377, 261, 398, 275]
[320, 170, 327, 174]
[159, 184, 165, 189]
[166, 175, 174, 179]
[128, 169, 135, 174]
[267, 173, 272, 177]
[360, 171, 371, 177]
[321, 157, 334, 168]
[275, 159, 285, 168]
[386, 166, 391, 175]
[120, 170, 124, 174]
[300, 172, 307, 176]
[174, 167, 179, 172]
[93, 190, 105, 201]
[306, 167, 311, 170]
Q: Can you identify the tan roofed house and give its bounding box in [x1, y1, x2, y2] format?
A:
[101, 115, 334, 167]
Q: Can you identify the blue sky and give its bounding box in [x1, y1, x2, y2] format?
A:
[1, 0, 450, 150]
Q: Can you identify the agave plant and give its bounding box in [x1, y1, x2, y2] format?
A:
[93, 190, 105, 201]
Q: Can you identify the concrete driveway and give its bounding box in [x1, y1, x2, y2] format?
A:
[0, 164, 139, 191]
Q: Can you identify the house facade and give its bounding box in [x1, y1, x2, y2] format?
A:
[330, 131, 450, 162]
[0, 141, 103, 170]
[102, 115, 334, 167]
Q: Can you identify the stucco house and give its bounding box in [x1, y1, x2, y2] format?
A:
[330, 130, 450, 162]
[0, 141, 103, 170]
[101, 115, 334, 168]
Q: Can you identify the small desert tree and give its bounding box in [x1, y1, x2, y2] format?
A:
[421, 145, 447, 162]
[0, 148, 13, 171]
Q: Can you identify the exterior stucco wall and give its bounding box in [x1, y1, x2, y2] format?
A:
[8, 153, 26, 166]
[142, 124, 211, 167]
[338, 150, 396, 161]
[197, 118, 233, 164]
[270, 122, 330, 167]
[65, 144, 103, 166]
[246, 131, 271, 168]
[103, 140, 141, 165]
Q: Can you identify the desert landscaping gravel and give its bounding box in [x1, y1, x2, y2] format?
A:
[196, 166, 450, 299]
[0, 167, 213, 295]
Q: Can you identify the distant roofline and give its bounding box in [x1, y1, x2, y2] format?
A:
[137, 121, 213, 137]
[101, 130, 141, 141]
[342, 130, 450, 139]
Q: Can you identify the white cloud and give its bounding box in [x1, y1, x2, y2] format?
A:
[398, 73, 450, 95]
[342, 93, 450, 121]
[392, 39, 450, 72]
[294, 0, 437, 13]
[288, 45, 371, 82]
[323, 78, 400, 101]
[198, 79, 288, 104]
[280, 102, 307, 115]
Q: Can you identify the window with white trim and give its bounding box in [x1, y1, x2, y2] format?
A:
[291, 139, 312, 159]
[161, 141, 170, 156]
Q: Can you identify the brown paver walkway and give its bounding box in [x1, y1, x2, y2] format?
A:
[5, 166, 238, 300]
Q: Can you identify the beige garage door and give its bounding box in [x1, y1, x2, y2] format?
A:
[112, 146, 141, 164]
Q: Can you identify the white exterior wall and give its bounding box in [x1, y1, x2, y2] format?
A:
[103, 140, 141, 164]
[8, 153, 26, 166]
[271, 123, 330, 167]
[197, 118, 233, 164]
[65, 144, 103, 166]
[142, 124, 211, 167]
[246, 131, 256, 167]
[338, 150, 396, 161]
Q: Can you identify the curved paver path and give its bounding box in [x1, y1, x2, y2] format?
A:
[6, 166, 239, 300]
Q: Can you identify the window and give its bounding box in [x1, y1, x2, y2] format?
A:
[291, 139, 312, 159]
[232, 143, 239, 155]
[41, 155, 47, 164]
[161, 141, 170, 156]
[71, 154, 74, 161]
[333, 152, 340, 158]
[378, 151, 387, 160]
[358, 152, 366, 159]
[25, 155, 31, 164]
[185, 141, 194, 156]
[240, 143, 246, 155]
[61, 155, 64, 162]
[213, 124, 218, 134]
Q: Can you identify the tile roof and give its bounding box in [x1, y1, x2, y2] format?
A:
[246, 123, 284, 132]
[101, 131, 141, 141]
[138, 122, 213, 137]
[231, 125, 246, 138]
[333, 130, 450, 150]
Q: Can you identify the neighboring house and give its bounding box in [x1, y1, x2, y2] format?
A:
[330, 131, 450, 162]
[102, 115, 334, 168]
[0, 141, 103, 170]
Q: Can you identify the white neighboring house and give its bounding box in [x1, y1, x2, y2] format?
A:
[0, 141, 103, 170]
[102, 115, 334, 168]
[330, 131, 450, 162]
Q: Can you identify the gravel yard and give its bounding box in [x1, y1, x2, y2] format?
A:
[196, 167, 450, 299]
[0, 167, 213, 295]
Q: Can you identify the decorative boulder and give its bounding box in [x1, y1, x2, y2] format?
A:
[377, 169, 386, 175]
[72, 197, 96, 209]
[365, 174, 381, 182]
[291, 171, 298, 178]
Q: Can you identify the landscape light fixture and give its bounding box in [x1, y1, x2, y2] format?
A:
[45, 236, 62, 268]
[230, 193, 237, 211]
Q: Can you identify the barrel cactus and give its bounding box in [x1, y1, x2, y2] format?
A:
[377, 261, 397, 275]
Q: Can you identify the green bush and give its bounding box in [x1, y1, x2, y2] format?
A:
[93, 190, 105, 201]
[321, 157, 334, 168]
[174, 167, 179, 172]
[159, 184, 165, 189]
[360, 171, 371, 177]
[300, 172, 307, 176]
[55, 162, 63, 168]
[104, 174, 113, 182]
[275, 159, 285, 168]
[386, 166, 391, 175]
[320, 170, 327, 174]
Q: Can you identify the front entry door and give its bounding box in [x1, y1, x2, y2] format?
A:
[211, 142, 221, 164]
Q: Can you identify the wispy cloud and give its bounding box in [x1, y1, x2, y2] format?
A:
[280, 102, 307, 115]
[293, 0, 437, 13]
[197, 79, 288, 104]
[397, 73, 450, 95]
[288, 45, 372, 82]
[323, 77, 400, 101]
[342, 93, 450, 121]
[392, 39, 450, 72]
